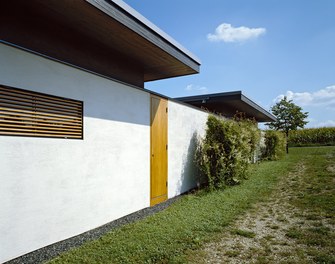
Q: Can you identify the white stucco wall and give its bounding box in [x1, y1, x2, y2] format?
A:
[0, 43, 151, 262]
[0, 43, 211, 262]
[168, 101, 208, 198]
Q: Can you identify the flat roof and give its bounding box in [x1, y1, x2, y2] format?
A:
[175, 91, 276, 122]
[0, 0, 200, 85]
[86, 0, 201, 81]
[108, 0, 201, 65]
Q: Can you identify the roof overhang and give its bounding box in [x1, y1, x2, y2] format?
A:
[175, 91, 276, 122]
[87, 0, 201, 81]
[0, 0, 200, 86]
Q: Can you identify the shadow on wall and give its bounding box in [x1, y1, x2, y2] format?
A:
[83, 86, 151, 127]
[0, 43, 151, 127]
[177, 131, 206, 194]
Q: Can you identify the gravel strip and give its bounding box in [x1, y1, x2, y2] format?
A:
[6, 196, 181, 264]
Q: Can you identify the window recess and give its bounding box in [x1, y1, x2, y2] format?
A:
[0, 85, 83, 139]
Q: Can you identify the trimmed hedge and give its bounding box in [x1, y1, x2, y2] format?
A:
[195, 115, 260, 189]
[288, 127, 335, 147]
[261, 130, 286, 160]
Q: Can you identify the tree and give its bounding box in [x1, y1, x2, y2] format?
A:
[267, 96, 308, 153]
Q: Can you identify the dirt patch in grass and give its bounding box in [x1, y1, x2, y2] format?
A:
[199, 163, 311, 263]
[327, 164, 335, 174]
[190, 148, 335, 264]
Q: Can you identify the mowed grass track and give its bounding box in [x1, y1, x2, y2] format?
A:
[48, 147, 334, 264]
[190, 147, 335, 263]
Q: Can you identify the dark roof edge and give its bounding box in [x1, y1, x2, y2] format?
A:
[175, 91, 276, 122]
[86, 0, 201, 68]
[240, 94, 276, 121]
[175, 91, 242, 102]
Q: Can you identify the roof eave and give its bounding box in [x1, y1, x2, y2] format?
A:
[1, 0, 200, 85]
[107, 0, 201, 65]
[86, 0, 201, 80]
[240, 94, 276, 122]
[175, 91, 276, 123]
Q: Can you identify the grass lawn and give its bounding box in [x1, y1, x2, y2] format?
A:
[189, 146, 335, 263]
[48, 147, 335, 264]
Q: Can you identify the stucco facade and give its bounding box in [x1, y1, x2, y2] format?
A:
[168, 101, 208, 197]
[0, 43, 207, 263]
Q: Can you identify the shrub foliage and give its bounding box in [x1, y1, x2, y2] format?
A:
[288, 127, 335, 147]
[195, 115, 260, 189]
[261, 130, 286, 160]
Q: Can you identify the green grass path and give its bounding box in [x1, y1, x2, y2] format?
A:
[190, 146, 335, 263]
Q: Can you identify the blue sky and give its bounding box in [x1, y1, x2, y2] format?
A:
[123, 0, 335, 127]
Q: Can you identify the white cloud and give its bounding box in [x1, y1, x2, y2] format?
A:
[185, 84, 208, 94]
[274, 85, 335, 109]
[307, 118, 335, 128]
[316, 120, 335, 127]
[207, 23, 266, 43]
[306, 118, 335, 128]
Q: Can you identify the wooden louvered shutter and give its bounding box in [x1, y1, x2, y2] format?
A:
[0, 85, 83, 139]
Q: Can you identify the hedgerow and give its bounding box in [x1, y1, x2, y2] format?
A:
[288, 127, 335, 147]
[195, 115, 260, 189]
[261, 130, 286, 160]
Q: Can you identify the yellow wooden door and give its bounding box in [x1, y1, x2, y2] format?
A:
[150, 95, 168, 206]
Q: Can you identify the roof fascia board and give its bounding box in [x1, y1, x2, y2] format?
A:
[240, 94, 276, 121]
[110, 0, 200, 63]
[85, 0, 200, 71]
[175, 91, 242, 102]
[175, 91, 276, 122]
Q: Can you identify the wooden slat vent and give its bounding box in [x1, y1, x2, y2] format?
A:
[0, 85, 83, 139]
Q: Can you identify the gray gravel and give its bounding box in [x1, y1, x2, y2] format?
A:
[6, 196, 181, 264]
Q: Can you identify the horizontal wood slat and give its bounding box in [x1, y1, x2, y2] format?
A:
[0, 86, 82, 106]
[0, 123, 82, 132]
[0, 118, 82, 129]
[0, 85, 83, 139]
[0, 127, 82, 135]
[0, 97, 81, 113]
[0, 107, 82, 121]
[0, 131, 82, 139]
[0, 114, 82, 127]
[0, 92, 81, 110]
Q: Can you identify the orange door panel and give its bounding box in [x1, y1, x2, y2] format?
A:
[150, 95, 168, 206]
